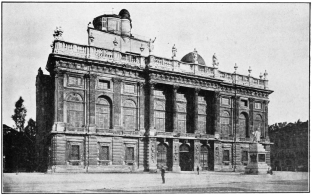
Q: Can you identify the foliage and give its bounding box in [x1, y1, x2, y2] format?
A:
[269, 119, 308, 131]
[11, 97, 27, 132]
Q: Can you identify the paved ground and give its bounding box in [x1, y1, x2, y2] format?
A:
[2, 171, 309, 193]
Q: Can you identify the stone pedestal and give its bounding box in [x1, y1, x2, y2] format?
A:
[245, 143, 269, 174]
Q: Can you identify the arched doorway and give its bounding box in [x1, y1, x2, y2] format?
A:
[179, 144, 192, 171]
[157, 143, 167, 169]
[200, 145, 209, 170]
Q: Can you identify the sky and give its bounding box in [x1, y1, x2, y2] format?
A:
[2, 3, 309, 128]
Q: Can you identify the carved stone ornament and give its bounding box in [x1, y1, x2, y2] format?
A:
[172, 44, 177, 59]
[212, 53, 219, 67]
[192, 48, 198, 64]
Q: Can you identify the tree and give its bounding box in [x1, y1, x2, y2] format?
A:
[11, 97, 27, 132]
[24, 118, 37, 171]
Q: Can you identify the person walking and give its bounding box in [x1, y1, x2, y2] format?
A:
[161, 166, 165, 184]
[197, 166, 199, 175]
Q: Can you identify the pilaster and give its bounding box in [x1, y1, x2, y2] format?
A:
[194, 88, 200, 134]
[248, 98, 255, 138]
[172, 138, 181, 172]
[264, 100, 269, 140]
[54, 68, 65, 123]
[172, 85, 179, 133]
[138, 82, 145, 132]
[113, 78, 122, 130]
[194, 140, 201, 170]
[213, 91, 221, 135]
[232, 96, 240, 140]
[148, 137, 157, 172]
[148, 81, 155, 135]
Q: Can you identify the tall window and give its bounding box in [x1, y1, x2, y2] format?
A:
[254, 114, 264, 138]
[242, 151, 248, 163]
[177, 102, 187, 133]
[71, 145, 80, 160]
[123, 100, 136, 131]
[157, 144, 167, 167]
[221, 111, 231, 135]
[239, 113, 249, 138]
[154, 101, 166, 131]
[223, 150, 230, 162]
[101, 17, 107, 30]
[125, 147, 134, 161]
[198, 100, 207, 134]
[67, 94, 84, 128]
[200, 145, 209, 170]
[96, 97, 111, 129]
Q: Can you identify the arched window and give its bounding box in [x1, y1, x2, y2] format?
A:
[96, 97, 111, 129]
[239, 113, 249, 138]
[221, 111, 231, 135]
[157, 143, 167, 168]
[255, 114, 264, 138]
[67, 93, 84, 128]
[200, 145, 209, 170]
[123, 100, 136, 131]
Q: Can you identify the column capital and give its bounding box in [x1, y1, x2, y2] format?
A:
[194, 87, 201, 94]
[53, 68, 65, 76]
[232, 95, 240, 100]
[263, 100, 270, 105]
[248, 98, 255, 102]
[173, 85, 180, 91]
[112, 77, 122, 83]
[214, 91, 221, 98]
[138, 81, 145, 88]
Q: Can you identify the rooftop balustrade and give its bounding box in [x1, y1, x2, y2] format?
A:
[52, 40, 268, 89]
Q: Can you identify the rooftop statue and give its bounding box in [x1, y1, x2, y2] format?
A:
[53, 26, 63, 41]
[172, 44, 177, 59]
[212, 53, 219, 67]
[148, 37, 156, 54]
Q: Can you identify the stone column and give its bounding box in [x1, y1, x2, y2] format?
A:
[213, 92, 221, 136]
[172, 85, 179, 132]
[113, 78, 122, 130]
[148, 82, 156, 135]
[52, 68, 66, 132]
[264, 100, 269, 140]
[194, 140, 201, 170]
[194, 88, 200, 134]
[138, 82, 145, 132]
[148, 137, 157, 172]
[172, 138, 181, 172]
[233, 96, 240, 140]
[248, 98, 255, 139]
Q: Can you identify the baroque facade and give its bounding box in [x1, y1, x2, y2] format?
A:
[36, 9, 273, 173]
[269, 121, 309, 171]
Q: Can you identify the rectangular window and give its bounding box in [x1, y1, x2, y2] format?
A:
[68, 76, 82, 86]
[255, 102, 262, 109]
[242, 151, 248, 162]
[221, 98, 230, 105]
[258, 154, 266, 162]
[99, 146, 109, 160]
[102, 17, 107, 30]
[240, 99, 248, 107]
[178, 114, 186, 133]
[124, 109, 135, 130]
[155, 111, 165, 131]
[98, 80, 110, 89]
[68, 102, 84, 127]
[125, 147, 134, 161]
[71, 145, 80, 161]
[124, 84, 135, 94]
[198, 116, 206, 134]
[223, 150, 230, 162]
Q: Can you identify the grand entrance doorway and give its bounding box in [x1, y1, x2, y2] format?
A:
[157, 143, 167, 169]
[179, 144, 193, 171]
[200, 145, 209, 170]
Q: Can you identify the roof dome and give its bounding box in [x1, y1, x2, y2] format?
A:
[119, 9, 131, 20]
[181, 52, 206, 65]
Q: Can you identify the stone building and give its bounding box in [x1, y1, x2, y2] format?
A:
[36, 9, 273, 173]
[269, 121, 309, 171]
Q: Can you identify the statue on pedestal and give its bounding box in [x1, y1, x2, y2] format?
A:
[192, 48, 198, 64]
[53, 26, 63, 41]
[172, 44, 177, 59]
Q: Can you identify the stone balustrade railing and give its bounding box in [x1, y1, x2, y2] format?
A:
[52, 40, 268, 89]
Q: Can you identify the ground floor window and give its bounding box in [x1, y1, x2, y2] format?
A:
[157, 144, 167, 167]
[125, 147, 134, 161]
[99, 146, 109, 160]
[223, 150, 230, 162]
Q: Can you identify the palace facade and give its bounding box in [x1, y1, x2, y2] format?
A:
[36, 9, 273, 172]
